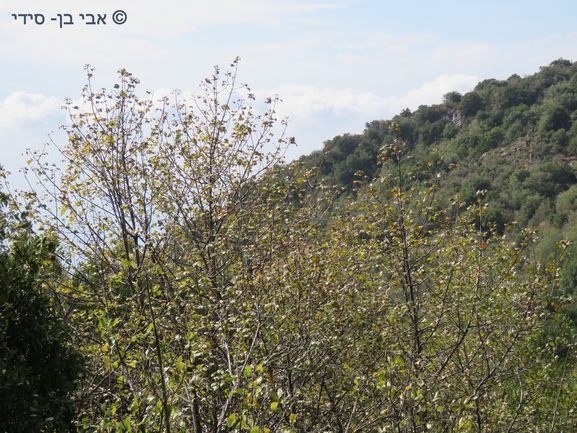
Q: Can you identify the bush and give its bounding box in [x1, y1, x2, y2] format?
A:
[0, 194, 83, 433]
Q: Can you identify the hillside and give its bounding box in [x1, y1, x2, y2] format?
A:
[297, 58, 577, 318]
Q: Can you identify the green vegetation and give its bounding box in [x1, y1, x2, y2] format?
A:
[300, 58, 577, 320]
[4, 58, 577, 431]
[0, 189, 83, 433]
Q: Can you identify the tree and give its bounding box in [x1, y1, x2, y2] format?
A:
[26, 60, 331, 432]
[460, 91, 483, 117]
[443, 91, 462, 104]
[540, 105, 571, 134]
[0, 186, 83, 433]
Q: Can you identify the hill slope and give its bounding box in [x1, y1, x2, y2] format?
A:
[298, 58, 577, 317]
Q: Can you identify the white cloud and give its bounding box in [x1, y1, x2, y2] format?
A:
[0, 91, 63, 134]
[130, 0, 344, 37]
[399, 74, 478, 109]
[255, 74, 478, 122]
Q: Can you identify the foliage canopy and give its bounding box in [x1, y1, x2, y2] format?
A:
[0, 189, 82, 433]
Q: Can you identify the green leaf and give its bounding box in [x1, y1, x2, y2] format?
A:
[226, 413, 237, 428]
[243, 365, 253, 379]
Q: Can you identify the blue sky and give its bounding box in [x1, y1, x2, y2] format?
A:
[2, 0, 577, 189]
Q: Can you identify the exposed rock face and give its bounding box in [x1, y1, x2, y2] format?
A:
[451, 110, 465, 127]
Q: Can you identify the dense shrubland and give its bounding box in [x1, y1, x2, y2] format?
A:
[300, 58, 577, 322]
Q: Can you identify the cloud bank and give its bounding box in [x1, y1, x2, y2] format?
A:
[0, 91, 63, 135]
[255, 74, 479, 122]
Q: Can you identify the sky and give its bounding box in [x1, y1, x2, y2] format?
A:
[2, 0, 577, 190]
